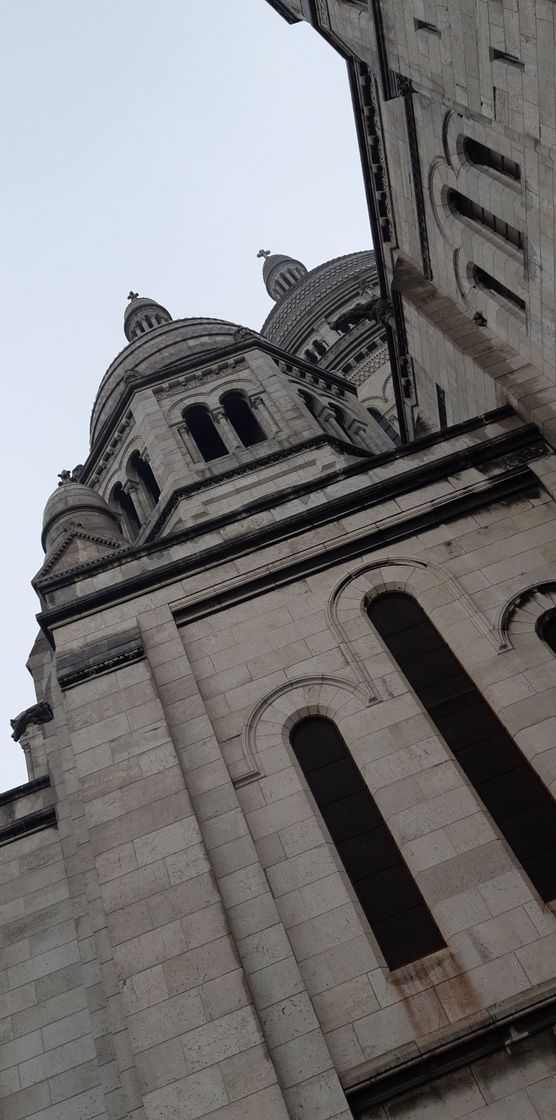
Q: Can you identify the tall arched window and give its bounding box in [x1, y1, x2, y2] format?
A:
[128, 451, 160, 509]
[110, 483, 140, 541]
[368, 593, 556, 902]
[290, 717, 445, 969]
[448, 189, 523, 250]
[183, 405, 227, 462]
[221, 391, 265, 448]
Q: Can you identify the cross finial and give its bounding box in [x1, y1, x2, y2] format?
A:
[257, 249, 271, 260]
[127, 290, 139, 302]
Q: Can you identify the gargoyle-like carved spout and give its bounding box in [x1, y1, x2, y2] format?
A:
[10, 701, 53, 742]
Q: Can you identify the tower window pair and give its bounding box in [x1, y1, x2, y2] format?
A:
[291, 593, 556, 972]
[184, 392, 265, 463]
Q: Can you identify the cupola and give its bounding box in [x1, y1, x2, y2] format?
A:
[123, 291, 172, 342]
[42, 474, 123, 553]
[257, 249, 308, 302]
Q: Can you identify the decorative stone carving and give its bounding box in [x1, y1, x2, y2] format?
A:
[10, 701, 53, 742]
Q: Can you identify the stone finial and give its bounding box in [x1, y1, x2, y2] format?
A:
[127, 290, 139, 302]
[257, 249, 271, 260]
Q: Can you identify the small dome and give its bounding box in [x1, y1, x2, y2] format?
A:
[124, 294, 172, 342]
[258, 251, 308, 302]
[42, 480, 122, 553]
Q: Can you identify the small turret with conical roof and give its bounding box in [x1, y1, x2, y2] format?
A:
[257, 249, 308, 301]
[123, 291, 172, 341]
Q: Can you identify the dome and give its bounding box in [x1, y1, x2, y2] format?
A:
[124, 294, 172, 342]
[261, 250, 378, 350]
[258, 251, 308, 301]
[90, 317, 261, 447]
[42, 480, 122, 552]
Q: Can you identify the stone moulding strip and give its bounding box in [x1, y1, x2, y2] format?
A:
[345, 991, 556, 1115]
[56, 629, 144, 689]
[37, 411, 532, 596]
[0, 773, 51, 807]
[0, 807, 57, 848]
[38, 464, 540, 646]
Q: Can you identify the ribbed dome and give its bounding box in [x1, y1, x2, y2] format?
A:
[262, 250, 377, 349]
[90, 317, 261, 447]
[42, 481, 122, 552]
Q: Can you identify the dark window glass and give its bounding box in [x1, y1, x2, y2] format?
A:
[537, 610, 556, 655]
[221, 392, 265, 448]
[290, 717, 445, 969]
[368, 407, 401, 447]
[368, 593, 556, 902]
[448, 189, 523, 251]
[463, 137, 520, 181]
[473, 265, 526, 312]
[183, 405, 228, 462]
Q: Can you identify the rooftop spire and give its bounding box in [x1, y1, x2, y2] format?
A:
[258, 250, 308, 302]
[123, 294, 172, 342]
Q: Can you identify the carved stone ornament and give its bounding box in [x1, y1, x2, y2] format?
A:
[10, 700, 53, 742]
[314, 0, 330, 29]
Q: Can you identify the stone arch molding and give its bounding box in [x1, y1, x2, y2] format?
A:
[237, 675, 369, 786]
[498, 582, 556, 650]
[327, 556, 497, 695]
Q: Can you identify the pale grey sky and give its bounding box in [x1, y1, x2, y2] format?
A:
[1, 0, 372, 790]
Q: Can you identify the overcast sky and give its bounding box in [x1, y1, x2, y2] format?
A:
[1, 0, 372, 791]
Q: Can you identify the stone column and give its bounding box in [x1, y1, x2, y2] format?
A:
[317, 403, 349, 442]
[177, 420, 204, 465]
[249, 393, 278, 437]
[211, 406, 242, 451]
[124, 479, 151, 522]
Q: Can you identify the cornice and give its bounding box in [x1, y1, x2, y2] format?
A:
[36, 419, 543, 643]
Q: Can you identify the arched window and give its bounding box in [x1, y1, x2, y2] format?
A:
[472, 265, 526, 312]
[537, 610, 556, 655]
[110, 482, 140, 541]
[448, 189, 523, 250]
[221, 391, 265, 448]
[128, 451, 160, 509]
[368, 407, 401, 446]
[290, 717, 445, 969]
[183, 405, 227, 462]
[368, 593, 556, 902]
[462, 137, 520, 181]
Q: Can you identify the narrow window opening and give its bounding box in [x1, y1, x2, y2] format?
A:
[184, 405, 228, 462]
[448, 189, 523, 250]
[110, 483, 141, 540]
[221, 391, 265, 448]
[473, 265, 526, 312]
[436, 384, 447, 429]
[463, 137, 520, 181]
[414, 18, 440, 34]
[290, 717, 445, 969]
[491, 47, 524, 69]
[369, 593, 556, 902]
[313, 339, 327, 357]
[129, 450, 160, 508]
[304, 349, 317, 364]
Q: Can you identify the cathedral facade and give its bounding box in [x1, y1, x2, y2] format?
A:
[3, 5, 556, 1120]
